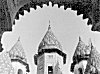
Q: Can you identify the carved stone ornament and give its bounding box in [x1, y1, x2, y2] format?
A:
[0, 0, 100, 52]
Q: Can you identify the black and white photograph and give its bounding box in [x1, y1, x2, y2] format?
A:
[0, 0, 100, 74]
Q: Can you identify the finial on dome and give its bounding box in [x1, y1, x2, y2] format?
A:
[18, 36, 20, 41]
[89, 38, 93, 49]
[48, 20, 51, 30]
[89, 38, 92, 45]
[38, 21, 63, 51]
[79, 36, 81, 41]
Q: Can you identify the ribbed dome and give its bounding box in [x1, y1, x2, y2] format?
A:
[38, 25, 62, 52]
[74, 37, 91, 57]
[9, 37, 27, 62]
[89, 46, 100, 69]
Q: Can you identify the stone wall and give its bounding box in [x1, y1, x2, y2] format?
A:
[0, 52, 14, 74]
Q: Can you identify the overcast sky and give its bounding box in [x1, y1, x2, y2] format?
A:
[1, 2, 100, 74]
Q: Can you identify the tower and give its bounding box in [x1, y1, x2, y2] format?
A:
[34, 24, 66, 74]
[70, 37, 93, 74]
[8, 37, 30, 74]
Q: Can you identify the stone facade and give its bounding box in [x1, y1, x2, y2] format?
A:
[0, 52, 14, 74]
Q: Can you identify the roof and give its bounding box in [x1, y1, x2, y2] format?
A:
[9, 37, 27, 62]
[38, 25, 62, 52]
[89, 46, 100, 69]
[73, 37, 91, 57]
[85, 45, 100, 73]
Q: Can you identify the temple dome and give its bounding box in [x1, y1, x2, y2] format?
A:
[9, 37, 27, 62]
[38, 25, 62, 52]
[89, 46, 100, 70]
[73, 37, 91, 57]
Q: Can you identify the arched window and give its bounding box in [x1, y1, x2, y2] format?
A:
[78, 68, 83, 74]
[18, 69, 23, 74]
[48, 66, 53, 74]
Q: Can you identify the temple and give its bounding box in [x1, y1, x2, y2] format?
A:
[0, 0, 100, 53]
[34, 25, 66, 74]
[8, 37, 30, 74]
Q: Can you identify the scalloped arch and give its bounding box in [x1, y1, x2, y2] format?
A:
[0, 0, 100, 52]
[13, 0, 99, 31]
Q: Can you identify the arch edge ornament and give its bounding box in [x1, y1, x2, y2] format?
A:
[0, 0, 100, 52]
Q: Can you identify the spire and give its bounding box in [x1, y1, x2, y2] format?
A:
[48, 20, 51, 30]
[79, 36, 82, 41]
[89, 38, 92, 46]
[49, 20, 50, 25]
[18, 36, 20, 41]
[88, 38, 93, 50]
[38, 22, 62, 52]
[78, 36, 84, 47]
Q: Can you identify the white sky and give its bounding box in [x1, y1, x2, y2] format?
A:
[1, 2, 100, 74]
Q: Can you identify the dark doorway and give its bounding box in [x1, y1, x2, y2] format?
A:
[48, 66, 53, 74]
[18, 69, 23, 74]
[78, 68, 83, 74]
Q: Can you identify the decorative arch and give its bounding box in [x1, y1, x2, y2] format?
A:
[0, 0, 100, 52]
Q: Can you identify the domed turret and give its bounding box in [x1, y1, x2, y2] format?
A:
[8, 37, 30, 73]
[9, 37, 27, 62]
[38, 25, 62, 52]
[34, 22, 66, 74]
[74, 37, 87, 57]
